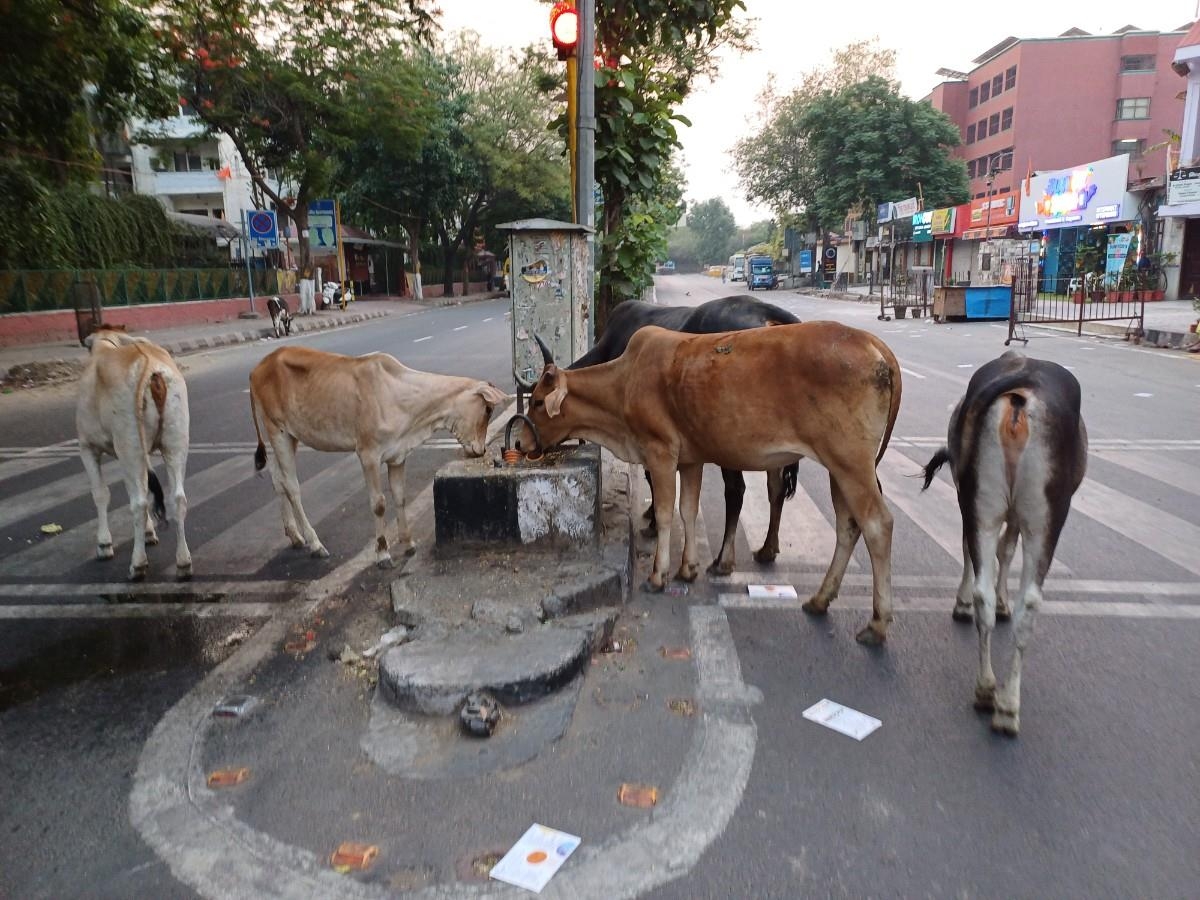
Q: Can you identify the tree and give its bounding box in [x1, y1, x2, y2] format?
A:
[687, 198, 737, 266]
[0, 0, 174, 184]
[798, 76, 968, 228]
[150, 0, 437, 272]
[734, 39, 898, 227]
[589, 0, 750, 330]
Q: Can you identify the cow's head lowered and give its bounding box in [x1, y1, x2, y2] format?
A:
[516, 336, 576, 455]
[447, 381, 510, 457]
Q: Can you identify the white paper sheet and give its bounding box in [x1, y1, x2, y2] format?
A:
[490, 824, 581, 893]
[802, 699, 882, 741]
[746, 584, 798, 599]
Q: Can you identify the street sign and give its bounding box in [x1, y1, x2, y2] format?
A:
[799, 249, 814, 273]
[308, 199, 338, 250]
[246, 209, 278, 249]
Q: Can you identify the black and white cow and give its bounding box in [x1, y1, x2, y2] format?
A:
[267, 296, 292, 339]
[921, 351, 1087, 736]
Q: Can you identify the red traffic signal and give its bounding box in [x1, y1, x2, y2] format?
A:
[550, 1, 578, 60]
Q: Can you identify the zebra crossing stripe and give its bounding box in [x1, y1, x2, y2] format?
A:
[737, 469, 856, 571]
[0, 602, 280, 620]
[0, 580, 296, 597]
[718, 593, 1200, 620]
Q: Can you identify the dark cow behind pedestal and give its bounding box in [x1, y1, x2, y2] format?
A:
[570, 296, 800, 575]
[922, 350, 1087, 736]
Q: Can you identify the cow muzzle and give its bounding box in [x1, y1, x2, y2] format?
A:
[503, 413, 543, 461]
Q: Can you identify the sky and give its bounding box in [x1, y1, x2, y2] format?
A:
[436, 0, 1196, 225]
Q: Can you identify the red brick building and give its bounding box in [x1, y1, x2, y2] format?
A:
[928, 25, 1193, 202]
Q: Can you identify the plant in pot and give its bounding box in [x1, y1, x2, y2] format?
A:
[1148, 250, 1177, 301]
[1191, 292, 1200, 332]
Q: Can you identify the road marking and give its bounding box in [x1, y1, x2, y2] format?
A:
[453, 325, 468, 331]
[719, 593, 1200, 620]
[1134, 392, 1154, 398]
[1072, 480, 1200, 578]
[0, 580, 296, 597]
[483, 316, 494, 322]
[413, 335, 432, 343]
[957, 363, 973, 368]
[899, 367, 927, 380]
[131, 513, 757, 900]
[740, 470, 855, 570]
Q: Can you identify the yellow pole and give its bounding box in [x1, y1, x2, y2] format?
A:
[567, 53, 578, 222]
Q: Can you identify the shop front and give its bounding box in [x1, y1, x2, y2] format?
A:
[1017, 153, 1140, 296]
[959, 194, 1021, 285]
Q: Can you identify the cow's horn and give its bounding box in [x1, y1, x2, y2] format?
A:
[534, 334, 555, 366]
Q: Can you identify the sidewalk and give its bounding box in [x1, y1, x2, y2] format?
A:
[797, 282, 1200, 350]
[0, 291, 504, 391]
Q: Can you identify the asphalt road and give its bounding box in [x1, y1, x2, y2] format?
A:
[3, 281, 1199, 898]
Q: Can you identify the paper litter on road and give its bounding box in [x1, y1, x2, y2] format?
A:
[746, 584, 798, 599]
[802, 699, 882, 741]
[489, 823, 581, 893]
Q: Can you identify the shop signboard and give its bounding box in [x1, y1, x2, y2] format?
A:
[876, 202, 894, 223]
[1017, 153, 1133, 232]
[969, 195, 1018, 226]
[1105, 233, 1134, 280]
[912, 210, 934, 242]
[799, 249, 814, 273]
[893, 197, 919, 218]
[1167, 166, 1200, 205]
[930, 207, 956, 235]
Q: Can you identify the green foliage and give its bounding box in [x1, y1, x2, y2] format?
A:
[591, 0, 749, 324]
[665, 225, 700, 269]
[799, 76, 968, 228]
[687, 198, 737, 266]
[0, 0, 174, 182]
[734, 39, 899, 225]
[0, 159, 216, 270]
[598, 157, 686, 300]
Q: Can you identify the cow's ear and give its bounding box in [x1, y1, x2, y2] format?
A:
[476, 383, 508, 405]
[545, 371, 568, 418]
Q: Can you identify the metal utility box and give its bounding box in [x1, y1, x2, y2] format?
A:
[498, 218, 593, 388]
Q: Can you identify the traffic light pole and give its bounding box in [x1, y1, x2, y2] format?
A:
[575, 0, 596, 348]
[567, 55, 578, 222]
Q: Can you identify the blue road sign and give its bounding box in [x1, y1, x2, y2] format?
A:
[308, 199, 337, 250]
[246, 209, 278, 250]
[799, 249, 814, 273]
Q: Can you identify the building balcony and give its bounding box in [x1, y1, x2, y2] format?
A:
[153, 170, 223, 195]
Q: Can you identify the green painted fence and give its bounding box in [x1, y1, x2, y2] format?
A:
[0, 268, 277, 315]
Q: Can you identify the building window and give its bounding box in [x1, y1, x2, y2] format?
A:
[1116, 97, 1150, 119]
[969, 87, 979, 107]
[977, 118, 986, 139]
[1120, 54, 1155, 73]
[989, 113, 1000, 136]
[179, 208, 209, 217]
[966, 123, 976, 144]
[173, 151, 202, 172]
[980, 81, 991, 102]
[991, 74, 1003, 96]
[179, 102, 198, 119]
[999, 147, 1014, 170]
[1004, 66, 1017, 90]
[967, 159, 976, 178]
[1113, 138, 1144, 158]
[1001, 107, 1013, 130]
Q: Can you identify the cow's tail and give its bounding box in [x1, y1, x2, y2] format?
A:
[249, 383, 267, 472]
[920, 447, 951, 491]
[781, 462, 798, 501]
[874, 348, 903, 468]
[136, 350, 170, 525]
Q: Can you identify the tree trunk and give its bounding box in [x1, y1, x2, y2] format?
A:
[407, 216, 423, 300]
[438, 224, 455, 296]
[290, 205, 311, 276]
[595, 193, 626, 337]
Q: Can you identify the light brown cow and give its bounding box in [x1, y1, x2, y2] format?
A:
[516, 322, 902, 644]
[77, 329, 191, 581]
[249, 347, 508, 567]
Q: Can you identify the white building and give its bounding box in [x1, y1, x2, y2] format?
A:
[1155, 22, 1200, 299]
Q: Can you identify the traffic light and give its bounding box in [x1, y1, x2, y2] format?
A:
[550, 1, 578, 60]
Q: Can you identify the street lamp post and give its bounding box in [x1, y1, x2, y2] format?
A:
[984, 161, 998, 284]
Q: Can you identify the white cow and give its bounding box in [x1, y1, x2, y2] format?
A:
[922, 351, 1087, 736]
[77, 329, 192, 580]
[249, 346, 508, 567]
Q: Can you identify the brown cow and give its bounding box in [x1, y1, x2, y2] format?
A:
[515, 322, 902, 644]
[250, 347, 508, 567]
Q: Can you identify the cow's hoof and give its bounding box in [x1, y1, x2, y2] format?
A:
[129, 567, 148, 583]
[287, 535, 306, 549]
[376, 555, 395, 570]
[973, 685, 996, 712]
[855, 624, 887, 646]
[951, 604, 973, 623]
[96, 544, 114, 561]
[176, 565, 193, 582]
[752, 547, 779, 564]
[990, 708, 1019, 736]
[801, 599, 829, 617]
[706, 558, 734, 576]
[674, 565, 699, 583]
[145, 532, 160, 546]
[996, 602, 1012, 622]
[402, 544, 417, 558]
[641, 579, 665, 594]
[310, 546, 330, 559]
[639, 524, 657, 540]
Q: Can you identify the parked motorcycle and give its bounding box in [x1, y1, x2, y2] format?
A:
[320, 281, 354, 310]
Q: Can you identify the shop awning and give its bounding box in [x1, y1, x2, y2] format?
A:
[1157, 200, 1200, 218]
[960, 225, 1012, 240]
